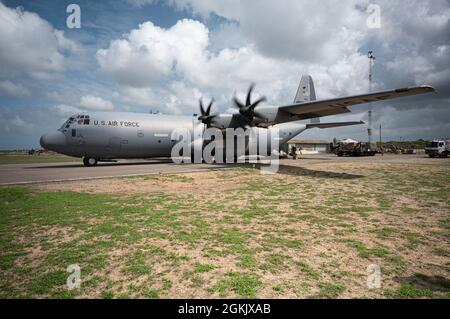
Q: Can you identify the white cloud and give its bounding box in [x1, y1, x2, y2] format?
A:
[54, 104, 83, 116]
[97, 17, 371, 116]
[0, 108, 34, 135]
[97, 19, 209, 87]
[165, 81, 203, 114]
[374, 1, 450, 88]
[119, 87, 161, 106]
[169, 0, 368, 62]
[54, 30, 81, 53]
[0, 80, 30, 97]
[0, 3, 79, 79]
[79, 95, 115, 111]
[164, 0, 450, 91]
[117, 83, 202, 115]
[47, 91, 73, 104]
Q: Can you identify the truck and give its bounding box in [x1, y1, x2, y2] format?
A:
[330, 139, 377, 157]
[425, 139, 450, 158]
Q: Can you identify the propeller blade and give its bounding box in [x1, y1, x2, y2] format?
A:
[199, 98, 205, 116]
[198, 97, 217, 126]
[206, 98, 214, 115]
[233, 96, 244, 109]
[232, 83, 266, 124]
[250, 96, 267, 110]
[246, 83, 255, 106]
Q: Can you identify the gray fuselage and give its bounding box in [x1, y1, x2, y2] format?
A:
[40, 111, 307, 159]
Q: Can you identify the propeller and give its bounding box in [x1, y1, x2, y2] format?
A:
[198, 98, 216, 126]
[233, 84, 266, 122]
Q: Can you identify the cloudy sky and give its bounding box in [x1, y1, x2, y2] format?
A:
[0, 0, 449, 149]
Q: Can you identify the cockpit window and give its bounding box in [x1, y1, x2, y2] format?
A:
[77, 115, 90, 125]
[59, 115, 90, 132]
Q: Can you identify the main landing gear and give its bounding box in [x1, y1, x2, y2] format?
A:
[83, 157, 98, 167]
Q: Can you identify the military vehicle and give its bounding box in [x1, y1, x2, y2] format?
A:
[331, 139, 377, 157]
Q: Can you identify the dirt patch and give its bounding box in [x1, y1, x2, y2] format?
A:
[2, 156, 449, 298]
[32, 171, 243, 195]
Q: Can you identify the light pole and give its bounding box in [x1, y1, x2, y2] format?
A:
[379, 124, 383, 156]
[368, 51, 376, 148]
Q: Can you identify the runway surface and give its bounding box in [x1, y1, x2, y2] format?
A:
[0, 159, 230, 185]
[1, 154, 448, 185]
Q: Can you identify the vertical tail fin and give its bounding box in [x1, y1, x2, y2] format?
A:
[294, 75, 316, 103]
[294, 75, 319, 124]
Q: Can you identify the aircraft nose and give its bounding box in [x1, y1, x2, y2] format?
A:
[40, 132, 66, 150]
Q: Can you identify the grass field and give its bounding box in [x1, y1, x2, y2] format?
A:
[0, 153, 80, 164]
[0, 160, 449, 298]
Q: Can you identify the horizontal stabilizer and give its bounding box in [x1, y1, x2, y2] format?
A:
[306, 121, 364, 129]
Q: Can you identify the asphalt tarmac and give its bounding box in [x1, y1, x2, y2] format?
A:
[0, 159, 230, 185]
[1, 154, 448, 185]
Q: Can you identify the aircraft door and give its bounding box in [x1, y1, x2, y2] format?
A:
[69, 128, 85, 146]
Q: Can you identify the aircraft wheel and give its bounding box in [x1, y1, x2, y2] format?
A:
[83, 157, 98, 167]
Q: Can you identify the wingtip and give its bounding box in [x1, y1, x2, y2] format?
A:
[418, 85, 436, 93]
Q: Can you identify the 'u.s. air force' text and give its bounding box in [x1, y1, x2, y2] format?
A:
[93, 120, 140, 127]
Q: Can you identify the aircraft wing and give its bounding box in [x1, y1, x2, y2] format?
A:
[279, 85, 435, 120]
[306, 121, 364, 129]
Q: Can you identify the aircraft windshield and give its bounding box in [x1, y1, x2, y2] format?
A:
[59, 114, 90, 131]
[59, 116, 76, 131]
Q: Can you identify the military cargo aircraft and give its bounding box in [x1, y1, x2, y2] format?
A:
[40, 75, 435, 166]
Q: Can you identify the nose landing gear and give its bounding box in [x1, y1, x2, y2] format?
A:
[83, 157, 98, 167]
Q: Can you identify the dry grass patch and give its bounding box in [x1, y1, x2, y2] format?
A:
[1, 160, 449, 298]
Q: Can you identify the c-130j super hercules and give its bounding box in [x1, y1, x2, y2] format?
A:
[40, 75, 435, 166]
